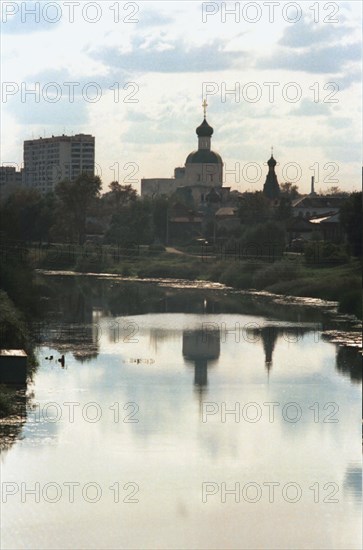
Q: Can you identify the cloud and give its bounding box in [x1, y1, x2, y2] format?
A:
[289, 99, 332, 117]
[93, 38, 244, 74]
[5, 95, 89, 126]
[1, 1, 61, 34]
[137, 10, 174, 28]
[333, 69, 362, 90]
[279, 18, 351, 48]
[257, 42, 361, 74]
[325, 117, 353, 129]
[11, 67, 129, 97]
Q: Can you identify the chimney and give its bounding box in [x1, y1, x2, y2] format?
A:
[311, 176, 315, 195]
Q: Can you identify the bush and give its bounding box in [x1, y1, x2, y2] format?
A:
[304, 241, 350, 266]
[241, 221, 286, 260]
[0, 291, 29, 350]
[253, 259, 302, 290]
[148, 243, 166, 253]
[74, 251, 109, 272]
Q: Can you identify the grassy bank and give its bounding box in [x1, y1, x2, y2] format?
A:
[34, 245, 362, 319]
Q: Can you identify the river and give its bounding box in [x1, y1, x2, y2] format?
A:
[1, 274, 361, 549]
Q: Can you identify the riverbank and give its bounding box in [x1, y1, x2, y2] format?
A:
[0, 291, 36, 417]
[34, 247, 362, 319]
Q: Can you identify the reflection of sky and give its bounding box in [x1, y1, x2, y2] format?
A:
[2, 313, 361, 550]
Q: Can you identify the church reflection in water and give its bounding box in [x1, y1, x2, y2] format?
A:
[182, 325, 316, 396]
[182, 329, 220, 397]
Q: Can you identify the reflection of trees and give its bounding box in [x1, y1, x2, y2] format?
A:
[343, 465, 362, 503]
[0, 387, 27, 453]
[336, 347, 362, 383]
[37, 273, 335, 323]
[72, 350, 99, 363]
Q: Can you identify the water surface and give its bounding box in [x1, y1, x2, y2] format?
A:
[1, 275, 361, 549]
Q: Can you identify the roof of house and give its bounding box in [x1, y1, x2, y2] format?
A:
[292, 195, 344, 208]
[215, 207, 238, 217]
[310, 213, 340, 224]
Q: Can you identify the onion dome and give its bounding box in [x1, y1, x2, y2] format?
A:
[268, 154, 277, 168]
[196, 118, 213, 137]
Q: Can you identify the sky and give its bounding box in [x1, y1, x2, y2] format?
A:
[1, 0, 362, 194]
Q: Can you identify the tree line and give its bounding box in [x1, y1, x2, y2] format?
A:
[0, 174, 361, 257]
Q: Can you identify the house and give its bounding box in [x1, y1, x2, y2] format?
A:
[310, 212, 344, 243]
[292, 195, 344, 219]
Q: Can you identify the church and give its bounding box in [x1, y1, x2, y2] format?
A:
[141, 100, 280, 206]
[141, 100, 231, 206]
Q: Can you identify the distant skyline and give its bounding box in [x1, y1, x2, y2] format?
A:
[1, 0, 362, 194]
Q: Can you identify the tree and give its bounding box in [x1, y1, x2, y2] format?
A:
[280, 182, 299, 199]
[55, 174, 102, 244]
[323, 186, 348, 196]
[238, 192, 271, 225]
[340, 192, 362, 256]
[275, 196, 292, 221]
[241, 221, 286, 260]
[151, 196, 169, 243]
[103, 182, 137, 210]
[105, 198, 152, 247]
[0, 188, 54, 242]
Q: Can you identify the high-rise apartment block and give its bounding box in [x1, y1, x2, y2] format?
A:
[23, 134, 95, 193]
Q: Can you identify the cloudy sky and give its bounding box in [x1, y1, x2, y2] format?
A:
[1, 0, 362, 193]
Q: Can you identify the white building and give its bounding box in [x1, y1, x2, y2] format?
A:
[141, 104, 228, 206]
[23, 133, 95, 194]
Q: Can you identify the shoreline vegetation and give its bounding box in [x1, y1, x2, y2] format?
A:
[0, 247, 38, 418]
[32, 243, 362, 319]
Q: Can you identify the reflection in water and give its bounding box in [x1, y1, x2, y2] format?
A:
[336, 346, 362, 382]
[1, 274, 361, 550]
[182, 329, 220, 397]
[0, 388, 28, 453]
[344, 465, 362, 503]
[248, 326, 313, 375]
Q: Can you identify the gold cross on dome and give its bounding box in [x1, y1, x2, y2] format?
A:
[271, 145, 274, 156]
[202, 99, 208, 118]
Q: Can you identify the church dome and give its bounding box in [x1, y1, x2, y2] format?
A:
[185, 150, 223, 164]
[196, 118, 213, 137]
[268, 155, 277, 167]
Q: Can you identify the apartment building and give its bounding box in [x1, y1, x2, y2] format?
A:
[23, 134, 95, 193]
